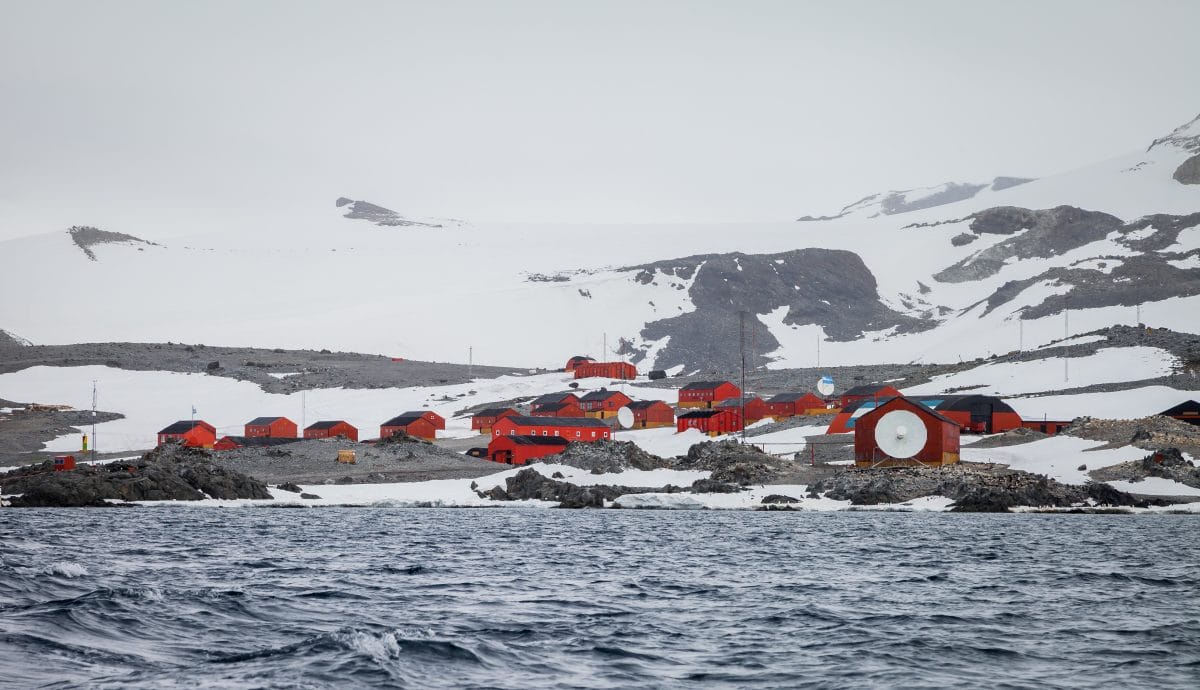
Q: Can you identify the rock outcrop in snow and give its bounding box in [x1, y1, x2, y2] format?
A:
[67, 225, 155, 262]
[335, 197, 444, 228]
[797, 176, 1035, 221]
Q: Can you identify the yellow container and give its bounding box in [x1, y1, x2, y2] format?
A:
[336, 450, 357, 464]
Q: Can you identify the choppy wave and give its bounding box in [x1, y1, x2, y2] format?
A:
[2, 510, 1199, 688]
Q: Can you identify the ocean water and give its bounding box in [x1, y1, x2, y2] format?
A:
[1, 509, 1198, 689]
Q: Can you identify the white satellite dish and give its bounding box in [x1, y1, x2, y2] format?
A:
[873, 409, 927, 459]
[816, 375, 835, 397]
[616, 406, 635, 429]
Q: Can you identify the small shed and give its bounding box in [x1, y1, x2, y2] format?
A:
[564, 355, 596, 372]
[626, 400, 675, 428]
[531, 401, 585, 418]
[530, 392, 581, 413]
[245, 416, 298, 439]
[677, 408, 742, 436]
[471, 407, 519, 434]
[157, 420, 217, 448]
[717, 396, 770, 423]
[838, 384, 902, 410]
[381, 414, 437, 441]
[765, 392, 831, 418]
[1160, 400, 1200, 426]
[573, 361, 637, 380]
[580, 389, 633, 418]
[487, 435, 570, 465]
[303, 420, 359, 441]
[678, 381, 741, 408]
[853, 397, 960, 468]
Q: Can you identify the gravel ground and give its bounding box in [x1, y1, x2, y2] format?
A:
[0, 405, 125, 466]
[213, 437, 503, 485]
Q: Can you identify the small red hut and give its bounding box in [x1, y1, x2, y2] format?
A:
[580, 389, 633, 418]
[573, 361, 637, 380]
[487, 435, 570, 465]
[303, 420, 359, 441]
[678, 381, 741, 408]
[677, 408, 742, 436]
[157, 420, 217, 448]
[717, 396, 770, 423]
[381, 414, 437, 441]
[765, 392, 831, 418]
[626, 400, 675, 428]
[245, 417, 298, 439]
[853, 397, 960, 468]
[472, 407, 519, 434]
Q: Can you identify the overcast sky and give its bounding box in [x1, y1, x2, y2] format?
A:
[1, 0, 1197, 234]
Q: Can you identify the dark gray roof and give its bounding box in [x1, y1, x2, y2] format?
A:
[158, 420, 209, 434]
[247, 416, 290, 426]
[532, 392, 578, 405]
[681, 410, 724, 422]
[402, 410, 440, 418]
[475, 407, 517, 417]
[306, 420, 351, 430]
[382, 414, 426, 427]
[581, 389, 626, 402]
[857, 397, 958, 425]
[680, 381, 736, 391]
[501, 415, 610, 428]
[1161, 400, 1200, 416]
[503, 436, 571, 447]
[717, 396, 763, 407]
[842, 384, 897, 397]
[766, 392, 821, 403]
[535, 402, 577, 413]
[627, 400, 669, 410]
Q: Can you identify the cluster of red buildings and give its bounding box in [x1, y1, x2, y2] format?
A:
[156, 410, 447, 450]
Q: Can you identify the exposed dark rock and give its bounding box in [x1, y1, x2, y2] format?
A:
[690, 478, 742, 494]
[300, 493, 321, 500]
[677, 440, 787, 485]
[761, 494, 800, 504]
[950, 232, 978, 247]
[2, 444, 272, 507]
[276, 482, 303, 493]
[483, 468, 680, 508]
[67, 225, 157, 261]
[336, 197, 442, 228]
[536, 439, 671, 473]
[1174, 154, 1200, 185]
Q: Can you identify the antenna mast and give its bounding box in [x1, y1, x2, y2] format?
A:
[91, 380, 97, 462]
[740, 311, 747, 444]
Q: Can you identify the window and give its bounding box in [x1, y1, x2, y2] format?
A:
[591, 431, 596, 438]
[554, 431, 559, 436]
[542, 430, 548, 436]
[575, 431, 581, 438]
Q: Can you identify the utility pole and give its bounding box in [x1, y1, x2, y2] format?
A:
[740, 311, 747, 444]
[1019, 318, 1024, 352]
[816, 332, 821, 368]
[1064, 295, 1070, 383]
[468, 345, 473, 381]
[603, 332, 607, 361]
[301, 390, 306, 432]
[91, 380, 97, 462]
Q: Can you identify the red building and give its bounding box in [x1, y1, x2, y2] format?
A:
[717, 396, 770, 423]
[214, 436, 302, 451]
[398, 410, 445, 430]
[530, 392, 581, 413]
[472, 407, 519, 434]
[245, 416, 298, 439]
[931, 395, 1023, 434]
[487, 435, 570, 465]
[1160, 400, 1200, 426]
[580, 389, 633, 418]
[765, 392, 832, 418]
[853, 397, 960, 468]
[531, 401, 585, 418]
[381, 414, 437, 440]
[491, 415, 612, 442]
[1019, 419, 1070, 435]
[678, 381, 741, 408]
[303, 420, 359, 441]
[626, 400, 675, 429]
[564, 355, 595, 372]
[157, 420, 217, 448]
[573, 361, 637, 380]
[677, 408, 742, 436]
[838, 384, 902, 410]
[53, 455, 77, 471]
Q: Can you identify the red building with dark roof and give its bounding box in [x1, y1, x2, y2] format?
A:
[303, 420, 359, 441]
[765, 392, 831, 418]
[491, 415, 612, 442]
[487, 435, 570, 465]
[626, 400, 675, 428]
[531, 401, 585, 418]
[573, 361, 637, 380]
[1160, 400, 1200, 426]
[472, 407, 519, 434]
[717, 396, 770, 423]
[678, 381, 741, 408]
[530, 392, 581, 413]
[157, 420, 217, 448]
[580, 389, 633, 418]
[245, 417, 298, 439]
[564, 356, 596, 372]
[838, 384, 902, 410]
[381, 414, 437, 440]
[853, 397, 960, 468]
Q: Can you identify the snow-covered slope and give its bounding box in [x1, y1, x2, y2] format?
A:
[0, 117, 1197, 372]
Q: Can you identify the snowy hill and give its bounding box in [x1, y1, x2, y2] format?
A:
[0, 115, 1197, 376]
[797, 176, 1036, 222]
